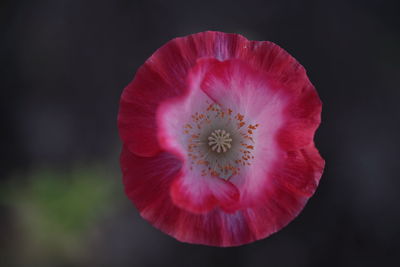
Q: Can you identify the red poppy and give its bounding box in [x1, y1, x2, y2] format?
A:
[118, 31, 324, 246]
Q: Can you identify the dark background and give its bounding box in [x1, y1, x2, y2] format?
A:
[1, 0, 399, 266]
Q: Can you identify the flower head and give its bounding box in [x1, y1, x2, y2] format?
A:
[118, 31, 324, 246]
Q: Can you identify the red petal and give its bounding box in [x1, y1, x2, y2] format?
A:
[170, 170, 240, 214]
[242, 182, 309, 238]
[118, 32, 313, 157]
[272, 145, 324, 197]
[121, 146, 256, 246]
[119, 31, 325, 246]
[277, 85, 322, 150]
[245, 40, 309, 96]
[121, 146, 182, 212]
[118, 32, 249, 156]
[118, 50, 186, 157]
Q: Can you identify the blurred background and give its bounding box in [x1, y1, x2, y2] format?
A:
[1, 0, 399, 266]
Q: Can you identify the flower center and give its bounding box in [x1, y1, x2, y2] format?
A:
[208, 129, 232, 153]
[183, 102, 259, 180]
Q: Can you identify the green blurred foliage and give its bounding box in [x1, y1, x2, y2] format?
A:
[0, 165, 121, 266]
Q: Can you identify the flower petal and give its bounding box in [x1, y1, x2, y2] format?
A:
[197, 58, 287, 203]
[121, 146, 255, 246]
[121, 146, 182, 213]
[119, 31, 325, 246]
[170, 170, 240, 214]
[197, 53, 324, 205]
[156, 59, 216, 157]
[156, 59, 241, 213]
[118, 32, 250, 157]
[277, 87, 322, 150]
[121, 145, 315, 246]
[274, 144, 325, 197]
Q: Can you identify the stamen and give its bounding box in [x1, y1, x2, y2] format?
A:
[183, 102, 260, 180]
[208, 129, 232, 153]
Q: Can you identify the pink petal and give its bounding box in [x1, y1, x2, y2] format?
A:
[121, 146, 255, 246]
[118, 31, 325, 246]
[118, 32, 250, 157]
[170, 170, 240, 214]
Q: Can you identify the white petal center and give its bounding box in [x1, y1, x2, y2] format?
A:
[183, 102, 260, 180]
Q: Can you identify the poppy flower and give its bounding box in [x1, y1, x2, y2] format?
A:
[118, 31, 324, 247]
